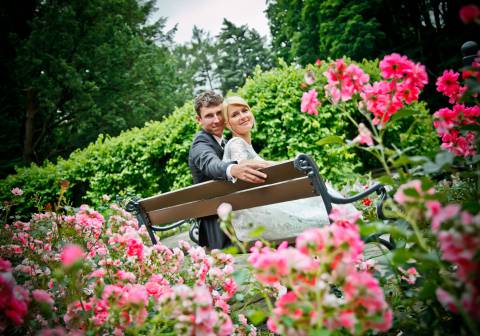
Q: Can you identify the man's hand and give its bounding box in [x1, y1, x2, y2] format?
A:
[230, 160, 270, 183]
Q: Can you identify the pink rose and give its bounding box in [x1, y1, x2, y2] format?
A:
[0, 257, 12, 272]
[145, 281, 162, 297]
[32, 289, 54, 307]
[60, 244, 84, 266]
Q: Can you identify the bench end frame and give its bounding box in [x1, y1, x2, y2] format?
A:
[126, 198, 158, 245]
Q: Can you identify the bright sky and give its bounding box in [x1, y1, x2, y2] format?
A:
[152, 0, 271, 44]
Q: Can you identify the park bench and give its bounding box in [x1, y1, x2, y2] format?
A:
[126, 153, 392, 249]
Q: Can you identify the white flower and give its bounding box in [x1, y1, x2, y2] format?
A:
[217, 203, 232, 220]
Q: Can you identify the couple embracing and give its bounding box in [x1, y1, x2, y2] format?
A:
[189, 91, 346, 249]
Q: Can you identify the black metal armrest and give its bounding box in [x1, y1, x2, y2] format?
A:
[151, 220, 189, 232]
[330, 184, 388, 220]
[329, 184, 385, 204]
[294, 153, 389, 221]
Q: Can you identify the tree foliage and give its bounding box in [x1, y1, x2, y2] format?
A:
[266, 0, 479, 71]
[215, 19, 272, 94]
[0, 0, 191, 177]
[173, 27, 219, 94]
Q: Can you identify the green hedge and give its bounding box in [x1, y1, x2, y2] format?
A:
[1, 60, 438, 218]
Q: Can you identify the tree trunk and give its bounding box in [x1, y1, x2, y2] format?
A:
[23, 88, 36, 164]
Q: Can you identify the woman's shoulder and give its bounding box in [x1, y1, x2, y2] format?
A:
[227, 137, 250, 146]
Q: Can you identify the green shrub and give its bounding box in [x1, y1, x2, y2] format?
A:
[1, 60, 439, 219]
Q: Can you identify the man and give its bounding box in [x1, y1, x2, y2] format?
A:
[188, 91, 269, 249]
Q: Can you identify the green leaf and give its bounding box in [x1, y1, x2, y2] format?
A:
[390, 108, 415, 122]
[247, 309, 268, 325]
[360, 224, 377, 236]
[377, 175, 395, 186]
[409, 156, 430, 164]
[422, 161, 441, 174]
[471, 154, 480, 164]
[223, 245, 239, 255]
[234, 293, 245, 301]
[392, 155, 412, 168]
[392, 248, 412, 264]
[232, 268, 250, 286]
[434, 150, 455, 167]
[308, 328, 331, 336]
[315, 135, 344, 146]
[248, 226, 266, 238]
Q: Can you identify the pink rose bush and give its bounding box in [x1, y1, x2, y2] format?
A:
[392, 178, 480, 323]
[426, 202, 480, 320]
[0, 257, 29, 331]
[248, 207, 392, 335]
[433, 67, 480, 158]
[0, 203, 256, 335]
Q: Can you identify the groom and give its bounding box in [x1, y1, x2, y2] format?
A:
[188, 91, 268, 249]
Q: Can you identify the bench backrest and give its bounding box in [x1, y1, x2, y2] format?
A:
[126, 153, 387, 245]
[139, 159, 316, 227]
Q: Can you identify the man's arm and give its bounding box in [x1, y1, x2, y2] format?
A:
[230, 160, 269, 183]
[191, 137, 230, 180]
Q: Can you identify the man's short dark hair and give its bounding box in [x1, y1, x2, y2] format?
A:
[194, 91, 224, 116]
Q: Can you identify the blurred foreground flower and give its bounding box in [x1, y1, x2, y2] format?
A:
[217, 202, 232, 221]
[60, 244, 84, 266]
[459, 4, 480, 24]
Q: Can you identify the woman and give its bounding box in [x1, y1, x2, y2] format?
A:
[222, 96, 356, 242]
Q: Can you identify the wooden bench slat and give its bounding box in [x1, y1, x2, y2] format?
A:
[140, 160, 303, 212]
[147, 176, 316, 226]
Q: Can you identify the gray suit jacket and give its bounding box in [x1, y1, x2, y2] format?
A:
[189, 129, 231, 183]
[188, 129, 235, 248]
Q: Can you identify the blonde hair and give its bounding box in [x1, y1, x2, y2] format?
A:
[222, 96, 251, 122]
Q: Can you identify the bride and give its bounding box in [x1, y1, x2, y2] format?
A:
[222, 96, 356, 242]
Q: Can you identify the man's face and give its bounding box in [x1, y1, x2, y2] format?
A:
[196, 104, 225, 137]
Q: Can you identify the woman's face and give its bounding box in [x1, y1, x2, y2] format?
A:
[227, 104, 254, 135]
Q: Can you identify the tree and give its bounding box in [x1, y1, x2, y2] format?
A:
[0, 0, 189, 177]
[267, 0, 385, 65]
[316, 0, 385, 62]
[0, 0, 38, 176]
[215, 19, 272, 94]
[266, 0, 478, 70]
[173, 26, 220, 95]
[265, 0, 303, 64]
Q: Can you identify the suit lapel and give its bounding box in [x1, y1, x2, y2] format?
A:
[202, 129, 223, 153]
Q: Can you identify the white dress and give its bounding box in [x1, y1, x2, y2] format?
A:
[223, 137, 355, 242]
